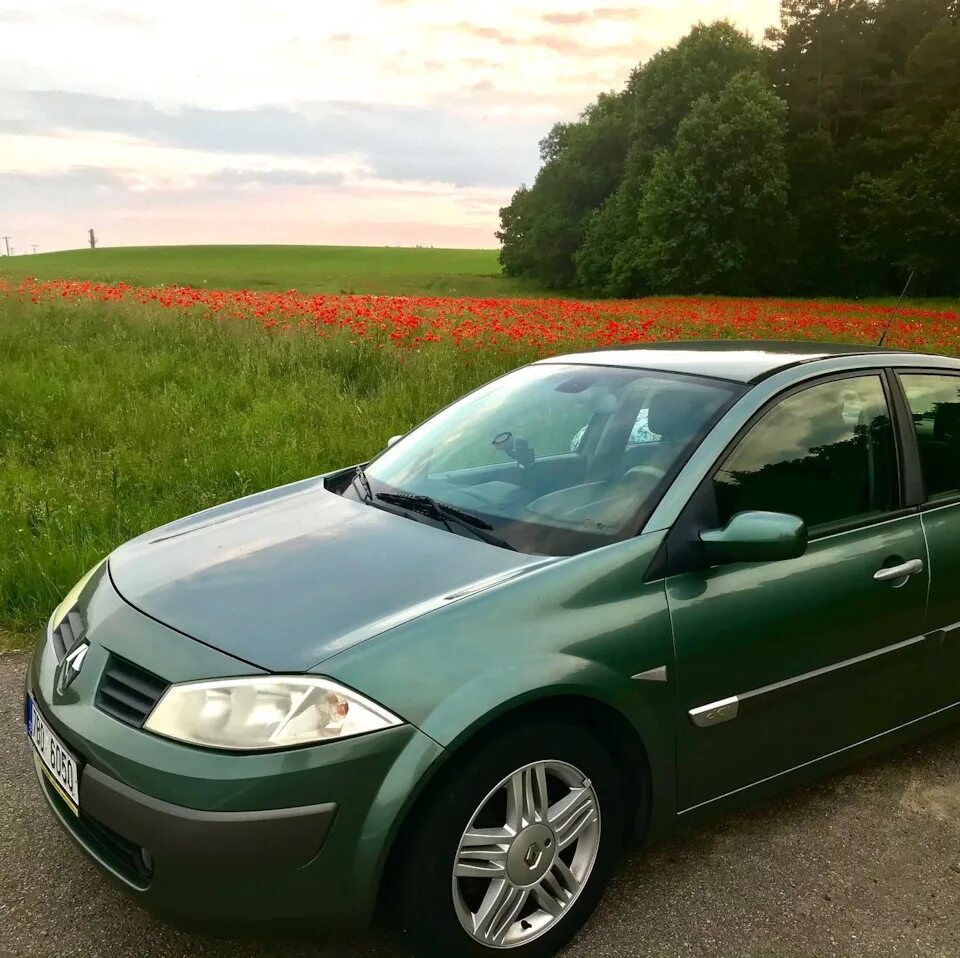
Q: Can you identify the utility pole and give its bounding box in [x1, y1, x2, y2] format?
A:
[2, 236, 10, 256]
[31, 244, 38, 255]
[88, 228, 97, 250]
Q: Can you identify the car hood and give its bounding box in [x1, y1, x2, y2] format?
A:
[108, 478, 545, 672]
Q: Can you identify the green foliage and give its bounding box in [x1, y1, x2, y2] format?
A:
[881, 17, 960, 161]
[785, 130, 845, 293]
[575, 22, 762, 296]
[629, 21, 764, 155]
[497, 91, 632, 287]
[845, 111, 960, 291]
[635, 72, 790, 294]
[0, 296, 526, 640]
[499, 0, 960, 297]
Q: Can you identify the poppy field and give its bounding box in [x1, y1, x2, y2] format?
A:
[2, 273, 959, 648]
[9, 276, 960, 353]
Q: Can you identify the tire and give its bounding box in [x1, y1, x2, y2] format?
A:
[395, 717, 626, 958]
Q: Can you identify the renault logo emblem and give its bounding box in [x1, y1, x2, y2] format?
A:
[56, 641, 89, 694]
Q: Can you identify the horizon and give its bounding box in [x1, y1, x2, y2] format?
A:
[1, 0, 778, 254]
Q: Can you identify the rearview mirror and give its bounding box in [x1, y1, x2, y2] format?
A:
[386, 434, 403, 448]
[700, 511, 807, 563]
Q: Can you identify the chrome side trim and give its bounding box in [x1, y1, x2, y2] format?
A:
[739, 634, 927, 705]
[688, 633, 928, 729]
[679, 696, 960, 816]
[919, 498, 960, 516]
[689, 696, 739, 727]
[632, 666, 668, 683]
[805, 510, 920, 544]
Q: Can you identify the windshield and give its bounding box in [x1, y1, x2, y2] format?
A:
[359, 363, 741, 555]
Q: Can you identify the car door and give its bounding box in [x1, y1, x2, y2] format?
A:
[665, 372, 930, 811]
[898, 370, 960, 710]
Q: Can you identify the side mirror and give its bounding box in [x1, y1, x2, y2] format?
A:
[386, 434, 403, 448]
[700, 511, 807, 563]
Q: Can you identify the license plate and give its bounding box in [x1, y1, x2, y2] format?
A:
[26, 696, 80, 814]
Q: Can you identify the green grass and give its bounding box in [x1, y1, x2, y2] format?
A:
[0, 295, 540, 649]
[0, 244, 542, 298]
[2, 246, 958, 651]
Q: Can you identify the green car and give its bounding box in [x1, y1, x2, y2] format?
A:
[25, 342, 960, 957]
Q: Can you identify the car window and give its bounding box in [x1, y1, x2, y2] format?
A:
[899, 373, 960, 503]
[713, 375, 898, 535]
[365, 364, 740, 556]
[430, 387, 594, 473]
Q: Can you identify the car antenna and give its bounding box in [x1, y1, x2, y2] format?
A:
[877, 268, 916, 348]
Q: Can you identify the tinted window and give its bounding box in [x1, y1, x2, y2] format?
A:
[714, 376, 898, 534]
[900, 373, 960, 502]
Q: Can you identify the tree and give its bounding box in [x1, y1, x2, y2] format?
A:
[499, 0, 960, 297]
[765, 0, 885, 145]
[495, 90, 632, 287]
[630, 21, 765, 155]
[881, 17, 960, 161]
[785, 129, 845, 292]
[634, 72, 791, 294]
[844, 110, 960, 293]
[575, 21, 763, 295]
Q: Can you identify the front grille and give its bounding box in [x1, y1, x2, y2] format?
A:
[95, 655, 169, 728]
[51, 606, 85, 661]
[37, 768, 152, 888]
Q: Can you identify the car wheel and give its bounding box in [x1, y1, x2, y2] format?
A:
[396, 718, 626, 957]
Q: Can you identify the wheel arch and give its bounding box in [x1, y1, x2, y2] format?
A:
[374, 691, 654, 920]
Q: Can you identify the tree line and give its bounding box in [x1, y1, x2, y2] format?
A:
[497, 0, 960, 297]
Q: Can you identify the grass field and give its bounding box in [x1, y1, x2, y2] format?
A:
[0, 294, 534, 650]
[0, 244, 540, 297]
[2, 245, 960, 651]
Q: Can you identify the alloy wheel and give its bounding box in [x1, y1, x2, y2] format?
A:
[451, 759, 601, 949]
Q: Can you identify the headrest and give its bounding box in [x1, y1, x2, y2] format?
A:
[647, 387, 707, 440]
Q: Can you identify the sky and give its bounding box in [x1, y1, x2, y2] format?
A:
[0, 0, 779, 253]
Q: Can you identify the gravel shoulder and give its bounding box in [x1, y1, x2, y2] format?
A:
[4, 650, 960, 958]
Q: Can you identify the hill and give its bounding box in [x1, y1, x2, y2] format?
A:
[0, 244, 536, 297]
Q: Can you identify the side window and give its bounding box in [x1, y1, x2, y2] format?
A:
[900, 373, 960, 503]
[714, 376, 898, 535]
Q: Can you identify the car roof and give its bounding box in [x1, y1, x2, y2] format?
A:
[536, 340, 952, 384]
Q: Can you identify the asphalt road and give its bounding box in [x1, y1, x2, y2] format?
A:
[4, 650, 960, 958]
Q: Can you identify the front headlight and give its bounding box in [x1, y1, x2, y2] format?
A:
[143, 676, 403, 750]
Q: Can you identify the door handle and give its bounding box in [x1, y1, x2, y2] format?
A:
[874, 558, 925, 583]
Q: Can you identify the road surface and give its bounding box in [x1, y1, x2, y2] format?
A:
[3, 651, 960, 957]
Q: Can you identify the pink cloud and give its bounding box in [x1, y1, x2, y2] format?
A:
[542, 7, 645, 25]
[440, 21, 642, 56]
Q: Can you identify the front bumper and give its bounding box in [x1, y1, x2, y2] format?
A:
[33, 747, 336, 885]
[25, 572, 444, 928]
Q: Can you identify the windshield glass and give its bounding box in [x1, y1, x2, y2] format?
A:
[361, 363, 741, 555]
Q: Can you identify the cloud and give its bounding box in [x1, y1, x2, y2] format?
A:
[206, 168, 347, 188]
[541, 7, 645, 25]
[63, 4, 155, 28]
[0, 166, 509, 252]
[0, 88, 543, 188]
[1, 4, 153, 28]
[437, 21, 643, 56]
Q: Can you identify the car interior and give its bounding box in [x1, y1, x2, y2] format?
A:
[429, 376, 732, 535]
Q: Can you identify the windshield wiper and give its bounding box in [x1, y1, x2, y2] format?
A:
[351, 464, 374, 503]
[376, 492, 518, 552]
